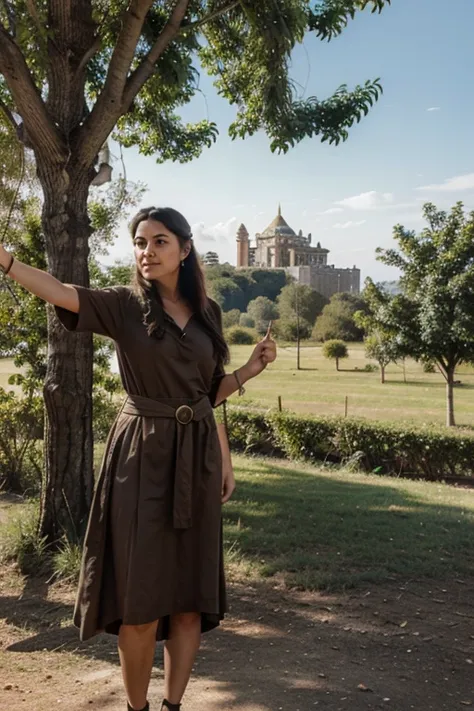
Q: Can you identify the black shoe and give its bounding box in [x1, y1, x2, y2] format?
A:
[127, 703, 149, 711]
[161, 701, 181, 710]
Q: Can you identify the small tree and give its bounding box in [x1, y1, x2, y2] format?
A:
[247, 296, 279, 335]
[313, 293, 366, 342]
[323, 340, 348, 371]
[364, 332, 400, 384]
[278, 283, 327, 326]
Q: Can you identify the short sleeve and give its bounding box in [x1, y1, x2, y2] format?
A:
[55, 286, 130, 340]
[207, 299, 227, 408]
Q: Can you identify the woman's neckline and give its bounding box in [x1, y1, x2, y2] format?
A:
[163, 310, 194, 333]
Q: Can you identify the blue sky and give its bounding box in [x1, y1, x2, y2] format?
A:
[106, 0, 474, 283]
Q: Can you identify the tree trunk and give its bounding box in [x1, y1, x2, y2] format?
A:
[38, 164, 94, 543]
[380, 363, 385, 384]
[446, 367, 455, 427]
[336, 357, 339, 371]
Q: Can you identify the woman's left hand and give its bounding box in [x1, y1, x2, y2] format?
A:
[222, 464, 236, 504]
[244, 321, 277, 379]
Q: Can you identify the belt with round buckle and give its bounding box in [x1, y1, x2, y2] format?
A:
[175, 404, 194, 425]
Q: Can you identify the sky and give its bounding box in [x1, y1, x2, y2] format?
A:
[103, 0, 474, 283]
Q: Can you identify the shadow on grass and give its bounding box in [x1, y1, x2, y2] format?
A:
[1, 460, 474, 709]
[223, 459, 474, 590]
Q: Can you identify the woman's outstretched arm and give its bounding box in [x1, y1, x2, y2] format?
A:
[0, 244, 79, 312]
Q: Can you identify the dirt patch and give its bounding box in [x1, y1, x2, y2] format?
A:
[1, 568, 473, 711]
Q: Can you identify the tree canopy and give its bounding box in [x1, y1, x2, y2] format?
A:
[0, 0, 391, 171]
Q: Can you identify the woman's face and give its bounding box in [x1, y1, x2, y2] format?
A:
[133, 219, 190, 282]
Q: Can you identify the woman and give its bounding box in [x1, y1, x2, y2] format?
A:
[0, 206, 277, 711]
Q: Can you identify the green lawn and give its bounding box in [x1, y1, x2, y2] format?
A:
[227, 342, 474, 428]
[223, 454, 474, 591]
[3, 342, 474, 427]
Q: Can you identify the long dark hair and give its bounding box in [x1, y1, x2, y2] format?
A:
[130, 206, 229, 366]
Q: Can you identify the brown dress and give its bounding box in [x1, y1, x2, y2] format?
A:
[55, 286, 227, 642]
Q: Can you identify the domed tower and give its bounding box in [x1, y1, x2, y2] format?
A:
[236, 223, 249, 268]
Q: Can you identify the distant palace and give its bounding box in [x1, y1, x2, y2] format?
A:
[236, 206, 360, 299]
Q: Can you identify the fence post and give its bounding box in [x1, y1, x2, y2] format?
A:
[278, 395, 282, 412]
[344, 396, 348, 417]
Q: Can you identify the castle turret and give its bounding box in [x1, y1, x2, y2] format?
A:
[236, 223, 249, 268]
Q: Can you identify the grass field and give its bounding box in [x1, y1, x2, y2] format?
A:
[227, 342, 474, 428]
[223, 454, 474, 590]
[3, 341, 474, 427]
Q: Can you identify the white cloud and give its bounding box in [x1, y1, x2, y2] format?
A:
[416, 173, 474, 192]
[332, 220, 366, 229]
[318, 207, 344, 215]
[191, 217, 237, 244]
[427, 107, 441, 112]
[335, 191, 394, 211]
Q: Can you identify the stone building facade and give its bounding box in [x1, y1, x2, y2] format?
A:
[236, 206, 360, 298]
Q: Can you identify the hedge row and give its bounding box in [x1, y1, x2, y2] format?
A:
[222, 406, 474, 481]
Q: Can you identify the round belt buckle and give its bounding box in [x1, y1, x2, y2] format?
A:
[175, 404, 194, 425]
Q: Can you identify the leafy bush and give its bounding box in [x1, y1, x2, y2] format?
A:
[223, 406, 474, 481]
[224, 326, 258, 345]
[0, 389, 43, 494]
[423, 361, 437, 373]
[0, 499, 48, 574]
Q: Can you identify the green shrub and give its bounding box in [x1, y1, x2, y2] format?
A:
[423, 361, 437, 373]
[0, 389, 43, 494]
[224, 326, 258, 345]
[223, 406, 474, 481]
[0, 499, 48, 574]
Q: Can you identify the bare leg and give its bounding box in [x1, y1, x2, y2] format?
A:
[119, 620, 159, 710]
[163, 612, 201, 705]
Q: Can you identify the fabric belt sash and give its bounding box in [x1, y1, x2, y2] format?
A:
[122, 394, 213, 530]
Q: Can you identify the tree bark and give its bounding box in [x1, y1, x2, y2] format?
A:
[38, 163, 94, 543]
[380, 363, 385, 384]
[446, 367, 455, 428]
[336, 357, 339, 371]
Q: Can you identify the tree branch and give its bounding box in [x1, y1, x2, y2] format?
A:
[181, 0, 241, 32]
[0, 24, 65, 161]
[122, 0, 191, 109]
[76, 0, 191, 167]
[74, 7, 112, 82]
[73, 0, 155, 164]
[25, 0, 45, 41]
[101, 0, 155, 101]
[74, 35, 102, 80]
